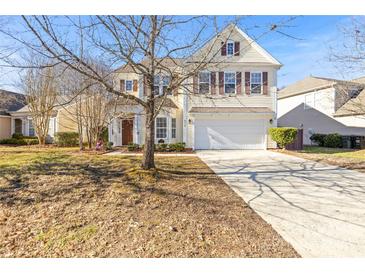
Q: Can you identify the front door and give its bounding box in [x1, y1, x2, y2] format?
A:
[122, 119, 133, 145]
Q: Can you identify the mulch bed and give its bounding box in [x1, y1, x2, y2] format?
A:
[0, 147, 299, 257]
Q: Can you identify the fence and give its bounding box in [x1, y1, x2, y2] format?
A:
[285, 129, 303, 150]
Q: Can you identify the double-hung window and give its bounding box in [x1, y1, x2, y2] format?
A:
[28, 119, 35, 136]
[156, 117, 167, 139]
[125, 80, 133, 92]
[224, 72, 236, 94]
[162, 76, 171, 95]
[171, 118, 176, 138]
[153, 75, 171, 95]
[199, 72, 210, 94]
[250, 72, 262, 94]
[226, 41, 234, 56]
[153, 75, 160, 95]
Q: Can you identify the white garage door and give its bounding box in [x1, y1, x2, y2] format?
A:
[194, 119, 266, 150]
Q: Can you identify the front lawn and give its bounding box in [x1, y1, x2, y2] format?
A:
[0, 146, 298, 258]
[280, 146, 365, 172]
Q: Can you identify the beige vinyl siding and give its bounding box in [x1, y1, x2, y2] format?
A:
[0, 117, 11, 139]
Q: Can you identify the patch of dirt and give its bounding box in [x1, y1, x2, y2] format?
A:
[0, 147, 299, 257]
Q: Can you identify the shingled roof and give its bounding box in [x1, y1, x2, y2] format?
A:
[0, 89, 26, 116]
[278, 76, 362, 99]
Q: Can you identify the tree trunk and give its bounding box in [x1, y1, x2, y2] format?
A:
[38, 135, 46, 146]
[142, 107, 155, 169]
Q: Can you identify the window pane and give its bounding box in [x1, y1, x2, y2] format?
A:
[125, 80, 132, 91]
[29, 120, 35, 136]
[251, 84, 262, 94]
[153, 85, 160, 95]
[251, 73, 262, 84]
[199, 72, 210, 83]
[171, 118, 176, 138]
[199, 83, 209, 94]
[224, 72, 235, 84]
[227, 42, 234, 55]
[162, 76, 170, 86]
[225, 84, 236, 94]
[154, 75, 160, 85]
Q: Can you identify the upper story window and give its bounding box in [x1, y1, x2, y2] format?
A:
[125, 80, 133, 92]
[154, 75, 171, 95]
[227, 41, 234, 56]
[199, 72, 210, 94]
[224, 72, 236, 94]
[250, 72, 262, 94]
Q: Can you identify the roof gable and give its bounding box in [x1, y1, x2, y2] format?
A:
[189, 24, 281, 66]
[0, 89, 26, 115]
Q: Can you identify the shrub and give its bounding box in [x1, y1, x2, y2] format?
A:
[0, 138, 26, 145]
[323, 133, 342, 148]
[54, 132, 79, 147]
[169, 142, 186, 152]
[269, 127, 298, 149]
[155, 143, 168, 152]
[127, 143, 139, 151]
[0, 137, 38, 145]
[106, 142, 113, 150]
[12, 133, 24, 139]
[310, 133, 327, 146]
[101, 127, 109, 143]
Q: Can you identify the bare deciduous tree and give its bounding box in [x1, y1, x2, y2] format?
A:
[22, 65, 58, 145]
[328, 17, 365, 116]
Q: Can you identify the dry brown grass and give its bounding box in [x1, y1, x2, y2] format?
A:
[0, 146, 298, 257]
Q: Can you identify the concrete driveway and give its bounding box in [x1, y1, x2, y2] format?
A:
[197, 150, 365, 257]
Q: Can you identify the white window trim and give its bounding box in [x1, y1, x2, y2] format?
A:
[226, 40, 234, 56]
[224, 71, 236, 94]
[155, 116, 168, 140]
[28, 118, 35, 137]
[250, 71, 263, 95]
[125, 80, 133, 92]
[198, 71, 210, 94]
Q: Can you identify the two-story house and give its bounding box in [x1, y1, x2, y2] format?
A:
[278, 76, 365, 145]
[109, 24, 281, 150]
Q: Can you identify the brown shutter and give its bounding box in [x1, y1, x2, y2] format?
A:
[245, 72, 250, 95]
[143, 75, 147, 96]
[120, 79, 125, 92]
[263, 72, 268, 95]
[236, 72, 242, 95]
[221, 42, 226, 56]
[210, 72, 216, 95]
[193, 74, 198, 94]
[234, 42, 240, 56]
[219, 72, 224, 95]
[133, 79, 138, 92]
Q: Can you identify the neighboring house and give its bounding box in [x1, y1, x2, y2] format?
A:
[8, 96, 78, 140]
[0, 89, 26, 140]
[278, 76, 365, 145]
[110, 24, 281, 150]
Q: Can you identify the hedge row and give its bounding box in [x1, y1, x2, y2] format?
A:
[127, 142, 186, 152]
[268, 127, 298, 149]
[310, 133, 342, 148]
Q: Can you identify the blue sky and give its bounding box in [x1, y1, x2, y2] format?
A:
[0, 16, 359, 91]
[237, 16, 352, 88]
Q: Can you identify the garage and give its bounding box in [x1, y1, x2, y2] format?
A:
[194, 118, 266, 150]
